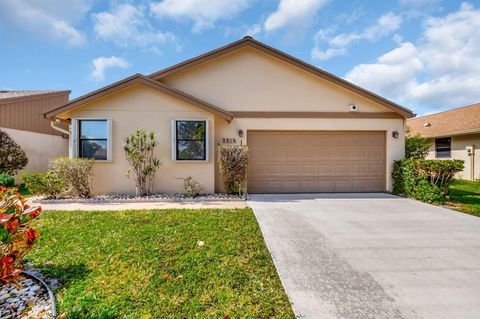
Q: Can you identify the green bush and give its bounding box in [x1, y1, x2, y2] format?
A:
[392, 159, 464, 204]
[21, 172, 67, 199]
[405, 127, 431, 159]
[51, 157, 94, 198]
[179, 176, 203, 197]
[0, 129, 28, 175]
[0, 173, 15, 187]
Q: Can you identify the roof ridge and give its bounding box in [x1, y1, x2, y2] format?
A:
[149, 37, 413, 118]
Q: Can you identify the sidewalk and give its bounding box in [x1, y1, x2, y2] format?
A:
[28, 199, 247, 211]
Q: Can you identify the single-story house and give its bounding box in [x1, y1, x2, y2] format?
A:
[407, 103, 480, 181]
[44, 37, 414, 194]
[0, 90, 70, 177]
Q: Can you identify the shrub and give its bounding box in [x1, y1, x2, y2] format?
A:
[0, 187, 41, 283]
[405, 127, 431, 160]
[0, 173, 15, 187]
[179, 176, 203, 197]
[51, 157, 94, 198]
[0, 129, 28, 175]
[124, 129, 161, 196]
[392, 159, 464, 204]
[21, 172, 67, 199]
[218, 145, 249, 194]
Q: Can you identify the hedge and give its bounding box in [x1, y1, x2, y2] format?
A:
[392, 159, 464, 204]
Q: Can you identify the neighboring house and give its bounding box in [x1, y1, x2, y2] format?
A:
[44, 37, 414, 194]
[0, 90, 70, 176]
[408, 103, 480, 181]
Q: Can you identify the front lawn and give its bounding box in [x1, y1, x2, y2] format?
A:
[29, 209, 294, 319]
[449, 179, 480, 217]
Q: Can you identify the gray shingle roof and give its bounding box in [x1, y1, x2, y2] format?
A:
[0, 90, 64, 99]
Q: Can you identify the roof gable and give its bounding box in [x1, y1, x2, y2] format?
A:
[44, 74, 233, 122]
[150, 37, 414, 118]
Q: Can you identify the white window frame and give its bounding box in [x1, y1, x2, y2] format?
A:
[71, 118, 113, 162]
[172, 118, 209, 162]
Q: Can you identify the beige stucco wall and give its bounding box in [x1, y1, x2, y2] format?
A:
[426, 134, 480, 180]
[64, 84, 216, 194]
[162, 47, 394, 113]
[56, 46, 407, 194]
[1, 127, 68, 181]
[214, 117, 405, 192]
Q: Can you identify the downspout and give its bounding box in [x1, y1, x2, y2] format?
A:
[50, 119, 70, 136]
[471, 147, 475, 181]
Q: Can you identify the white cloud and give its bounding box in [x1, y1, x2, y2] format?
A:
[398, 0, 439, 8]
[150, 0, 252, 33]
[312, 12, 402, 60]
[91, 56, 129, 81]
[345, 3, 480, 113]
[264, 0, 329, 32]
[244, 24, 262, 37]
[0, 0, 89, 46]
[93, 4, 175, 51]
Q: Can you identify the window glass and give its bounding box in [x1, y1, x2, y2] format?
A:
[176, 121, 206, 160]
[80, 120, 108, 139]
[79, 120, 108, 160]
[435, 137, 451, 158]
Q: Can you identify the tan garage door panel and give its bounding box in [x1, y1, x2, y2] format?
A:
[248, 131, 386, 193]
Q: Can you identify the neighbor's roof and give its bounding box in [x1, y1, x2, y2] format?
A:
[0, 90, 70, 104]
[407, 103, 480, 138]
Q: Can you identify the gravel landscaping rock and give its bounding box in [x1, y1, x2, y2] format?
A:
[34, 192, 248, 204]
[0, 276, 53, 319]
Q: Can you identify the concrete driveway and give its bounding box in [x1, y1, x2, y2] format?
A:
[248, 194, 480, 319]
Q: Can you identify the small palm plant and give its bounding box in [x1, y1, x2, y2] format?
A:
[124, 129, 161, 196]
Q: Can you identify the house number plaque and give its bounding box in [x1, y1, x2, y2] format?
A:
[222, 138, 237, 144]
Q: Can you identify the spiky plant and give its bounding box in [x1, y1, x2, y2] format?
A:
[124, 129, 161, 196]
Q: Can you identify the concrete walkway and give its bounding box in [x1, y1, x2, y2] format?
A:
[30, 200, 246, 211]
[249, 193, 480, 319]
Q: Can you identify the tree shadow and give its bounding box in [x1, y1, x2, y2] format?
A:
[28, 262, 90, 290]
[450, 189, 480, 205]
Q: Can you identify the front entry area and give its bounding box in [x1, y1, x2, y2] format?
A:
[247, 130, 386, 193]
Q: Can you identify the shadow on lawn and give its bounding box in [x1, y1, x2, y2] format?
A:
[31, 263, 90, 290]
[450, 189, 480, 205]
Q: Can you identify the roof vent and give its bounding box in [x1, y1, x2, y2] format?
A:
[424, 121, 431, 127]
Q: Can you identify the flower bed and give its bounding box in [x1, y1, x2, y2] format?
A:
[33, 192, 248, 204]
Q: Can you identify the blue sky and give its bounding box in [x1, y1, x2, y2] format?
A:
[1, 0, 479, 115]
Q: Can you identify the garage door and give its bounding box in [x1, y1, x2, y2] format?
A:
[247, 131, 386, 193]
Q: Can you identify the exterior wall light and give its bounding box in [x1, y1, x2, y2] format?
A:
[392, 131, 399, 139]
[238, 129, 244, 138]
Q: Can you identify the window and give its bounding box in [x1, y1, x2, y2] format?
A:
[435, 137, 451, 158]
[78, 120, 109, 160]
[173, 120, 207, 161]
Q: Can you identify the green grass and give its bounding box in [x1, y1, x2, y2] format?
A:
[28, 209, 294, 319]
[449, 180, 480, 217]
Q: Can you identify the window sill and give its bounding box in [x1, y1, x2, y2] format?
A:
[173, 159, 209, 163]
[74, 158, 112, 163]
